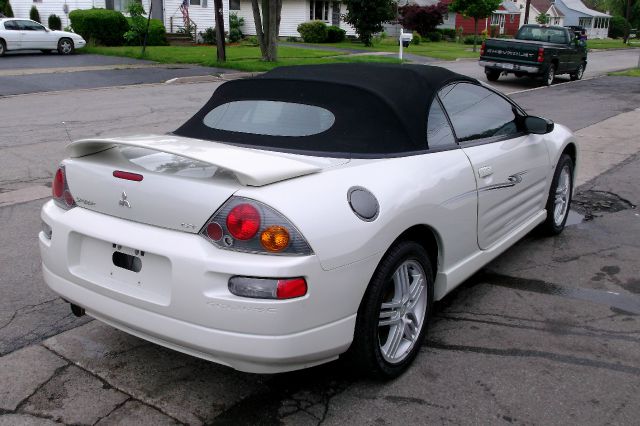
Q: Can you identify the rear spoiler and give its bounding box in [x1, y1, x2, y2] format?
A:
[67, 135, 325, 187]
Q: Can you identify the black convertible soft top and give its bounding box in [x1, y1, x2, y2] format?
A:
[174, 63, 476, 158]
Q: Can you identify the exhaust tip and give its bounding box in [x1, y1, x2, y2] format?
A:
[70, 304, 85, 317]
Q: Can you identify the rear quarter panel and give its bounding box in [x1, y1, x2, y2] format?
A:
[236, 148, 479, 290]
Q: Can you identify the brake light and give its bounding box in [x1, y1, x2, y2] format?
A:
[200, 197, 313, 256]
[226, 203, 261, 240]
[277, 278, 307, 299]
[537, 47, 544, 63]
[480, 41, 486, 56]
[52, 166, 76, 210]
[113, 170, 143, 181]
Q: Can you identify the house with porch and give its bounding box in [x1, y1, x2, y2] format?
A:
[554, 0, 610, 38]
[453, 1, 522, 36]
[512, 0, 564, 27]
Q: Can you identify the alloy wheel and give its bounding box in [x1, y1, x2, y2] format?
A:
[378, 260, 428, 364]
[553, 165, 571, 226]
[60, 40, 72, 54]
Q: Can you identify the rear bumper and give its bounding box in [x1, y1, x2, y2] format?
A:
[40, 201, 378, 373]
[479, 60, 541, 74]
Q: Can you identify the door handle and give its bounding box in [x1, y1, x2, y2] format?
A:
[478, 166, 493, 178]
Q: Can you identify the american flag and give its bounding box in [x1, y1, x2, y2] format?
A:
[180, 0, 190, 27]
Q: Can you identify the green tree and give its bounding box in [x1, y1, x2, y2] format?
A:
[30, 5, 41, 23]
[536, 12, 550, 24]
[250, 0, 283, 61]
[343, 0, 396, 47]
[0, 0, 14, 17]
[449, 0, 501, 52]
[123, 1, 147, 45]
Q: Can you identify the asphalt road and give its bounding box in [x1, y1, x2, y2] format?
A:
[0, 65, 639, 423]
[0, 52, 229, 96]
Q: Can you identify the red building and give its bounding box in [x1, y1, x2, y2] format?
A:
[453, 1, 522, 36]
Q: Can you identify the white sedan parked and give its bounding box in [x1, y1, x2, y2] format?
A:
[0, 18, 85, 56]
[39, 64, 577, 379]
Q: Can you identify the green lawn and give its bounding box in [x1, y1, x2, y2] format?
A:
[84, 45, 401, 71]
[305, 38, 481, 60]
[609, 68, 640, 77]
[587, 38, 638, 49]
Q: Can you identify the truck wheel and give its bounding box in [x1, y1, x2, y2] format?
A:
[544, 64, 555, 86]
[485, 68, 501, 82]
[570, 62, 585, 81]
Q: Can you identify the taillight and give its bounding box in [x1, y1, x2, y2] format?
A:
[228, 276, 308, 299]
[52, 165, 76, 210]
[537, 47, 544, 63]
[480, 41, 486, 56]
[226, 203, 260, 240]
[200, 196, 313, 256]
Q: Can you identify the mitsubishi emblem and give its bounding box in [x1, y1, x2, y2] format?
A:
[118, 191, 131, 208]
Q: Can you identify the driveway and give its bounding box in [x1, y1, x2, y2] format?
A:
[0, 52, 230, 96]
[0, 74, 639, 424]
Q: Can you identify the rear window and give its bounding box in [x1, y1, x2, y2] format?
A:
[517, 26, 567, 44]
[203, 100, 335, 137]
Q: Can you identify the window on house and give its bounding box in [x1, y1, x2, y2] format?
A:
[310, 1, 330, 22]
[230, 0, 240, 10]
[510, 14, 515, 23]
[106, 0, 138, 12]
[190, 0, 201, 5]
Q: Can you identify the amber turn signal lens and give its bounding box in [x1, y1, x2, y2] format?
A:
[260, 225, 290, 252]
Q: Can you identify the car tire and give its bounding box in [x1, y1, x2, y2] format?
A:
[544, 64, 556, 86]
[57, 38, 75, 55]
[0, 39, 6, 57]
[540, 154, 574, 235]
[485, 68, 501, 82]
[346, 240, 434, 380]
[570, 61, 585, 81]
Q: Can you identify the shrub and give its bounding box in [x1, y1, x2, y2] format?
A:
[200, 27, 216, 44]
[69, 9, 129, 46]
[297, 20, 328, 43]
[326, 25, 346, 42]
[428, 31, 442, 42]
[463, 35, 482, 45]
[411, 31, 421, 45]
[609, 16, 631, 39]
[48, 14, 62, 30]
[123, 1, 146, 45]
[1, 0, 14, 17]
[437, 28, 457, 38]
[229, 13, 244, 42]
[29, 5, 40, 23]
[125, 18, 167, 46]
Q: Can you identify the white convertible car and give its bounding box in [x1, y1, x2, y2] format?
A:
[0, 18, 85, 56]
[40, 64, 577, 378]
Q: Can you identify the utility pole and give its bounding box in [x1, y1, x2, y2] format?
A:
[524, 0, 531, 25]
[214, 0, 226, 61]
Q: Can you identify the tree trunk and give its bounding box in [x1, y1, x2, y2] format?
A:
[214, 0, 226, 62]
[251, 0, 267, 59]
[473, 18, 478, 53]
[250, 0, 281, 61]
[524, 0, 531, 24]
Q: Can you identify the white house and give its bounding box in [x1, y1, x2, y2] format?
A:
[554, 0, 610, 39]
[8, 0, 356, 38]
[512, 0, 564, 27]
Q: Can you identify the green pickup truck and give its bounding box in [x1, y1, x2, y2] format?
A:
[479, 25, 587, 86]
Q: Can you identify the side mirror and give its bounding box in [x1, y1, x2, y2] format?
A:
[524, 116, 554, 134]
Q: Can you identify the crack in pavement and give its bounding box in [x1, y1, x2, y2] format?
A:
[91, 396, 132, 426]
[0, 298, 59, 331]
[423, 340, 640, 376]
[42, 345, 185, 425]
[14, 363, 70, 414]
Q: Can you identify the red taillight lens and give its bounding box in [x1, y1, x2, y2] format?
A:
[53, 169, 64, 198]
[277, 278, 308, 299]
[206, 222, 223, 241]
[226, 203, 261, 240]
[480, 41, 486, 56]
[52, 166, 75, 210]
[537, 47, 544, 63]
